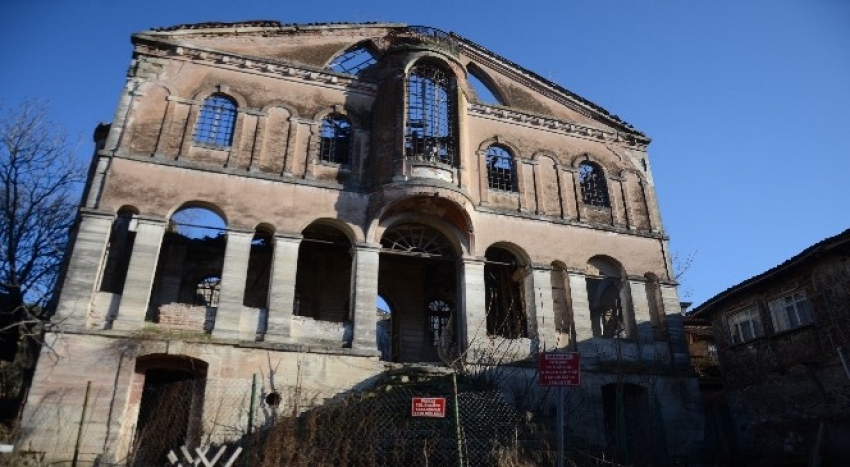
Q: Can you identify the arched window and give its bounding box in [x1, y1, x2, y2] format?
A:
[486, 145, 516, 192]
[467, 65, 503, 105]
[319, 115, 352, 164]
[485, 246, 527, 339]
[329, 45, 377, 75]
[193, 94, 237, 148]
[579, 161, 610, 207]
[405, 63, 457, 166]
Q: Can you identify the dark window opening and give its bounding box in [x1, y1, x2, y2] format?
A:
[579, 161, 610, 208]
[319, 115, 352, 165]
[405, 64, 457, 166]
[193, 94, 237, 148]
[294, 224, 352, 322]
[586, 277, 624, 338]
[485, 247, 527, 339]
[243, 230, 273, 308]
[329, 45, 377, 75]
[486, 145, 516, 192]
[100, 210, 136, 294]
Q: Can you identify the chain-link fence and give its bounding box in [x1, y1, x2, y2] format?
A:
[3, 368, 651, 467]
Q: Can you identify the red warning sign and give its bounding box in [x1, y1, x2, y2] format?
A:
[411, 397, 447, 418]
[538, 352, 581, 386]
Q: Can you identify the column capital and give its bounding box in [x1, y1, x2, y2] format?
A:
[274, 232, 303, 242]
[460, 255, 486, 265]
[134, 214, 167, 226]
[78, 208, 115, 220]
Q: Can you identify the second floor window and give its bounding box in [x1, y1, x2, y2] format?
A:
[405, 63, 457, 166]
[193, 94, 237, 148]
[486, 145, 516, 192]
[768, 292, 814, 332]
[728, 307, 762, 344]
[579, 162, 610, 208]
[319, 115, 352, 164]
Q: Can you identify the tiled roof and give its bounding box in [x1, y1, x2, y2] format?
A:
[690, 228, 850, 317]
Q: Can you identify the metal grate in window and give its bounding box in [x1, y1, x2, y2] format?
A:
[195, 276, 221, 308]
[486, 145, 515, 192]
[380, 224, 453, 257]
[427, 299, 452, 346]
[329, 46, 377, 75]
[579, 162, 610, 207]
[193, 95, 236, 147]
[405, 64, 456, 166]
[319, 116, 352, 164]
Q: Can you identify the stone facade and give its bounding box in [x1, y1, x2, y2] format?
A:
[21, 21, 703, 464]
[691, 228, 850, 464]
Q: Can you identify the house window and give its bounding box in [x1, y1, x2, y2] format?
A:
[405, 63, 457, 166]
[427, 299, 452, 346]
[579, 162, 610, 208]
[319, 115, 352, 164]
[728, 307, 762, 344]
[329, 45, 376, 75]
[486, 145, 516, 192]
[768, 291, 814, 332]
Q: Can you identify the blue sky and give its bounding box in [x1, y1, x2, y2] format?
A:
[2, 0, 848, 308]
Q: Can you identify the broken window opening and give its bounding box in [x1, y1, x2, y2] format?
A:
[486, 145, 516, 192]
[243, 229, 273, 309]
[193, 94, 236, 148]
[586, 277, 625, 338]
[294, 223, 352, 322]
[579, 161, 610, 208]
[329, 45, 377, 75]
[319, 115, 352, 165]
[405, 63, 457, 166]
[100, 209, 137, 294]
[148, 206, 227, 322]
[194, 276, 221, 308]
[467, 65, 503, 105]
[484, 247, 528, 339]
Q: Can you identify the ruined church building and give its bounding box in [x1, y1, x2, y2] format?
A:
[22, 22, 703, 462]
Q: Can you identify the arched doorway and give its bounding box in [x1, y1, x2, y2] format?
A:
[378, 223, 458, 363]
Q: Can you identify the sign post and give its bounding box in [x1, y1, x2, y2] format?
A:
[539, 352, 581, 467]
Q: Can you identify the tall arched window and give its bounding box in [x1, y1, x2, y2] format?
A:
[579, 161, 610, 207]
[485, 145, 516, 192]
[193, 94, 237, 148]
[405, 63, 457, 166]
[329, 44, 377, 75]
[319, 115, 352, 164]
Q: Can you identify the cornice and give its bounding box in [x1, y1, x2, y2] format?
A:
[467, 103, 649, 150]
[132, 37, 379, 96]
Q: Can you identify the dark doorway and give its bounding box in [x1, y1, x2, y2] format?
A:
[601, 383, 659, 466]
[132, 357, 207, 466]
[379, 224, 458, 363]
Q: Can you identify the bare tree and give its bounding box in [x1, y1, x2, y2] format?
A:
[0, 100, 85, 336]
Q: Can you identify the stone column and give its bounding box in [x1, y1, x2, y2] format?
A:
[628, 278, 653, 342]
[460, 257, 487, 356]
[113, 216, 166, 330]
[351, 244, 381, 351]
[264, 234, 302, 343]
[529, 266, 557, 353]
[54, 209, 114, 330]
[567, 272, 593, 353]
[212, 230, 254, 339]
